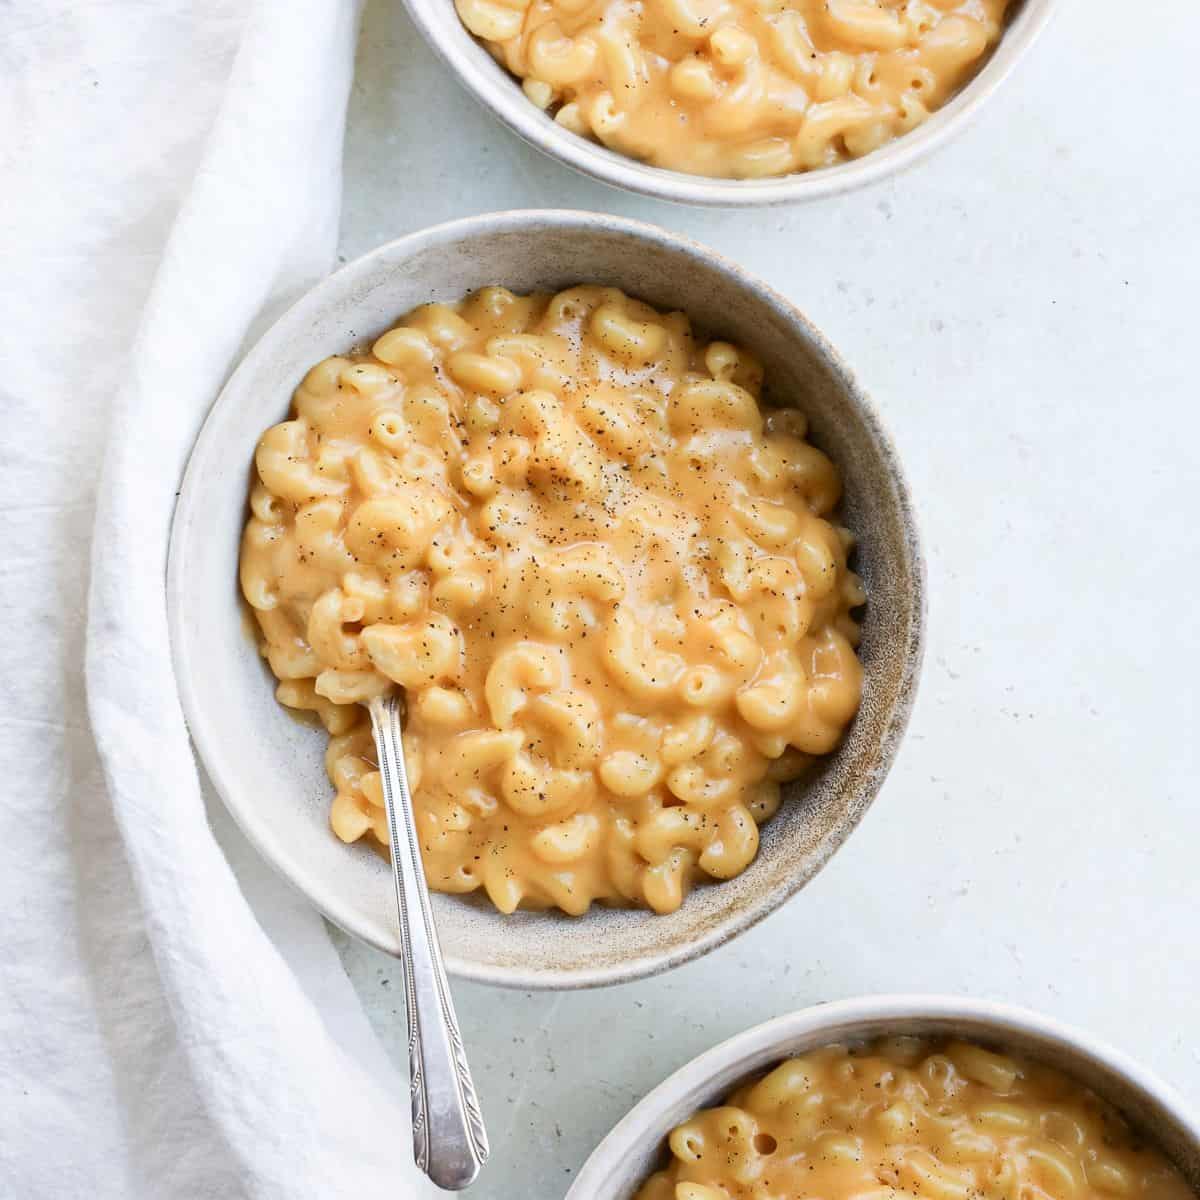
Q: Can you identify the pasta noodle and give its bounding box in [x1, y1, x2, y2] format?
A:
[457, 0, 1010, 178]
[239, 285, 864, 915]
[636, 1038, 1193, 1200]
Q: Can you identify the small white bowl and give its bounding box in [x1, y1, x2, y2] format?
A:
[167, 210, 924, 989]
[400, 0, 1057, 206]
[567, 996, 1200, 1198]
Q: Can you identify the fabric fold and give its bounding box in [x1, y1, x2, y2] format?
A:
[83, 2, 430, 1195]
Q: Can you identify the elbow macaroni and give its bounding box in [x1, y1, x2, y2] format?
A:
[239, 285, 865, 916]
[458, 0, 1009, 178]
[637, 1038, 1192, 1200]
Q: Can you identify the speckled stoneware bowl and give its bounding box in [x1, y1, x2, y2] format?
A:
[566, 996, 1200, 1199]
[167, 210, 925, 989]
[400, 0, 1057, 206]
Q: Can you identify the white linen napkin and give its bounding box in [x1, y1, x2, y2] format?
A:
[1, 3, 433, 1196]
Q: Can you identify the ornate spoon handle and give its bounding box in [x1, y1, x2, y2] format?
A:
[368, 692, 489, 1191]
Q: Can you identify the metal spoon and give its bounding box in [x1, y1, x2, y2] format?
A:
[368, 691, 489, 1190]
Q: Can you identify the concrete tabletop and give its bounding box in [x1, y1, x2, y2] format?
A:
[331, 1, 1200, 1193]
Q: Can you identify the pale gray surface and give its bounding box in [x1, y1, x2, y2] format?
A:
[333, 0, 1200, 1194]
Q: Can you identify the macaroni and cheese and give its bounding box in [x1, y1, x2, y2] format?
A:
[240, 285, 864, 915]
[457, 0, 1010, 178]
[637, 1038, 1193, 1200]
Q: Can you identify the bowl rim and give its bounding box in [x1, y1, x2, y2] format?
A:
[167, 208, 926, 989]
[398, 0, 1059, 207]
[566, 994, 1200, 1197]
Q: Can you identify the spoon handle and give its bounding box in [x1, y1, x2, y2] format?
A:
[368, 692, 489, 1191]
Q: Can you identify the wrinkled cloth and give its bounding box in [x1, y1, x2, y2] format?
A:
[0, 4, 433, 1196]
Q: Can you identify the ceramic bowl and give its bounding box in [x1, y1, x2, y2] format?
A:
[167, 209, 925, 989]
[566, 995, 1200, 1198]
[399, 0, 1057, 206]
